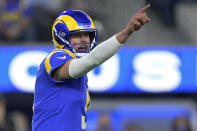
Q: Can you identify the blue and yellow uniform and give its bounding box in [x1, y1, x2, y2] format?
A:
[32, 49, 90, 131]
[0, 0, 33, 28]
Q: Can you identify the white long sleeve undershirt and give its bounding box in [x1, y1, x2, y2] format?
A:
[69, 35, 123, 78]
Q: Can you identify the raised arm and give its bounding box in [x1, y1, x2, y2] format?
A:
[116, 4, 151, 44]
[52, 5, 151, 80]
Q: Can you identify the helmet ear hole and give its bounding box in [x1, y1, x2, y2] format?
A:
[89, 32, 95, 42]
[66, 36, 70, 42]
[56, 39, 60, 44]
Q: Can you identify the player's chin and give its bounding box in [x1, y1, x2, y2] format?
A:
[76, 47, 90, 52]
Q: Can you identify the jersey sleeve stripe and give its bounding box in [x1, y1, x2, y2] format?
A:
[61, 49, 77, 58]
[44, 50, 64, 74]
[44, 49, 76, 75]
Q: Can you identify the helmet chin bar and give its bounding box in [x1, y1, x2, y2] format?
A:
[72, 48, 89, 57]
[71, 42, 95, 57]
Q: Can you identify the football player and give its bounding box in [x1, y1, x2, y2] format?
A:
[32, 4, 150, 131]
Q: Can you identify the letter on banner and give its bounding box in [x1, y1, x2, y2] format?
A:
[133, 51, 181, 92]
[9, 51, 48, 92]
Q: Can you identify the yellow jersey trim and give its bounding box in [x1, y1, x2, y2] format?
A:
[44, 49, 76, 74]
[85, 88, 90, 112]
[57, 49, 76, 59]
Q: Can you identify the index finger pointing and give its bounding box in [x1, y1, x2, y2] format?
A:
[139, 4, 151, 13]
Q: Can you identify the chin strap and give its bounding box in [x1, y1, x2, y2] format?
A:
[72, 48, 89, 58]
[71, 42, 95, 58]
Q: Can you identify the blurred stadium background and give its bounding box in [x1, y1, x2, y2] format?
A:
[0, 0, 197, 130]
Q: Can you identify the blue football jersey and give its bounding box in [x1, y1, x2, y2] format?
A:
[32, 49, 90, 131]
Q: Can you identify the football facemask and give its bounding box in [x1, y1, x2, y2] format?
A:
[52, 10, 98, 57]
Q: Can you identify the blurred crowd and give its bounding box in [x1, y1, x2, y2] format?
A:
[95, 112, 192, 131]
[0, 94, 30, 131]
[0, 0, 34, 42]
[0, 0, 100, 43]
[146, 0, 197, 27]
[0, 94, 193, 131]
[0, 0, 196, 45]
